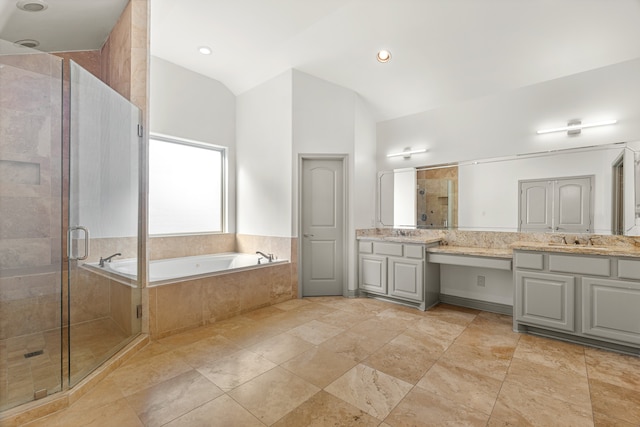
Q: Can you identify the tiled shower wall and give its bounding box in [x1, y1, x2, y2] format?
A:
[0, 53, 63, 341]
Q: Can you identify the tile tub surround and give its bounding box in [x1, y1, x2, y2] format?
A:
[149, 234, 236, 260]
[14, 298, 640, 426]
[148, 261, 295, 339]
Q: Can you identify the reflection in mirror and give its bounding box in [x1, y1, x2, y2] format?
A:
[378, 142, 640, 236]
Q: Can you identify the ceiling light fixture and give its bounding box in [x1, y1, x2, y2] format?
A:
[376, 50, 392, 63]
[198, 46, 212, 55]
[16, 0, 47, 12]
[14, 39, 40, 48]
[536, 119, 617, 135]
[387, 148, 427, 159]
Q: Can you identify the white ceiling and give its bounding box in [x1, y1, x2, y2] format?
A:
[3, 0, 640, 122]
[151, 0, 640, 121]
[0, 0, 129, 52]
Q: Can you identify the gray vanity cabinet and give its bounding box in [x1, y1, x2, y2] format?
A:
[358, 240, 439, 310]
[514, 250, 640, 350]
[515, 270, 575, 332]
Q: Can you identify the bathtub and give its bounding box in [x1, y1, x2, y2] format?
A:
[88, 253, 288, 285]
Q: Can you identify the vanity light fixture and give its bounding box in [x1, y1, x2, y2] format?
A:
[387, 148, 427, 159]
[536, 119, 617, 135]
[198, 46, 212, 55]
[376, 50, 392, 63]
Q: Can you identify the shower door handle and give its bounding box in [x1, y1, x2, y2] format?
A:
[67, 226, 90, 261]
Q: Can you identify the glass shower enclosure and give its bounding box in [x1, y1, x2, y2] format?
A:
[67, 61, 142, 386]
[0, 44, 142, 412]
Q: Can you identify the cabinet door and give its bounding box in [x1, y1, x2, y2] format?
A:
[515, 271, 575, 332]
[582, 278, 640, 345]
[519, 180, 552, 232]
[553, 177, 592, 233]
[359, 255, 387, 294]
[388, 257, 424, 302]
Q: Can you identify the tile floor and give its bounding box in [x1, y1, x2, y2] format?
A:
[1, 318, 129, 412]
[18, 297, 640, 426]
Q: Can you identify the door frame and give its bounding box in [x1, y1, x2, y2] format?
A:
[298, 154, 349, 298]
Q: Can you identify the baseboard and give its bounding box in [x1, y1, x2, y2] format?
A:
[439, 294, 513, 315]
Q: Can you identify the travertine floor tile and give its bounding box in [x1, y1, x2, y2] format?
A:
[440, 341, 513, 381]
[163, 394, 265, 427]
[385, 386, 488, 426]
[592, 411, 637, 427]
[505, 357, 591, 410]
[23, 398, 143, 427]
[363, 333, 438, 384]
[109, 350, 193, 396]
[172, 334, 242, 368]
[228, 367, 319, 425]
[589, 378, 640, 425]
[420, 303, 479, 326]
[196, 349, 276, 391]
[585, 347, 640, 391]
[349, 317, 406, 343]
[271, 390, 379, 427]
[319, 309, 375, 328]
[512, 334, 586, 376]
[411, 317, 466, 343]
[319, 331, 389, 362]
[281, 347, 357, 388]
[248, 332, 314, 364]
[126, 369, 223, 427]
[417, 360, 502, 415]
[287, 320, 345, 345]
[490, 381, 594, 426]
[325, 364, 412, 420]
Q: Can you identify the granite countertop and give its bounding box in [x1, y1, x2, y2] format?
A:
[357, 236, 443, 245]
[511, 241, 640, 258]
[427, 245, 513, 259]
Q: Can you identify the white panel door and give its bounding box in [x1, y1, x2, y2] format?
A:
[301, 159, 344, 296]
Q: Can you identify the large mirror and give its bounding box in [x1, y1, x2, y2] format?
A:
[378, 142, 640, 236]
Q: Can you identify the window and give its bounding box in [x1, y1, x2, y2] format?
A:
[149, 135, 225, 235]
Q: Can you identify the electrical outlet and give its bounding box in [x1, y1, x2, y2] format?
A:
[477, 275, 485, 287]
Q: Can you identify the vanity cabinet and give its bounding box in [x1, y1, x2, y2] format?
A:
[358, 240, 439, 310]
[514, 251, 640, 350]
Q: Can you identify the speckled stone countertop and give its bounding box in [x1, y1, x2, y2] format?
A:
[356, 235, 443, 245]
[511, 241, 640, 258]
[427, 245, 513, 259]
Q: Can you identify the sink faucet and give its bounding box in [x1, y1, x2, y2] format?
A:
[256, 251, 274, 263]
[99, 253, 121, 267]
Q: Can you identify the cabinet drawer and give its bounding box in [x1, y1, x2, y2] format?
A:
[514, 252, 544, 270]
[549, 254, 610, 277]
[428, 253, 511, 271]
[358, 241, 373, 254]
[404, 245, 424, 259]
[373, 242, 403, 256]
[618, 259, 640, 280]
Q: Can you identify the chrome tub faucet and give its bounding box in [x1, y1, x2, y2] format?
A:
[99, 252, 121, 267]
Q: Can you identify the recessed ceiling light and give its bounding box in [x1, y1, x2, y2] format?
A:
[377, 50, 392, 63]
[16, 0, 47, 12]
[14, 39, 40, 48]
[198, 46, 212, 55]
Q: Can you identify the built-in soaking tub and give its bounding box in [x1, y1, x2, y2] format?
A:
[84, 252, 294, 338]
[89, 252, 288, 286]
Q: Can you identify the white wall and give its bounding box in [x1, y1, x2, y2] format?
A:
[440, 265, 513, 306]
[291, 70, 377, 292]
[236, 70, 293, 237]
[149, 56, 237, 231]
[377, 58, 640, 171]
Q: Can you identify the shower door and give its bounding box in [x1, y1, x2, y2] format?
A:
[67, 61, 141, 386]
